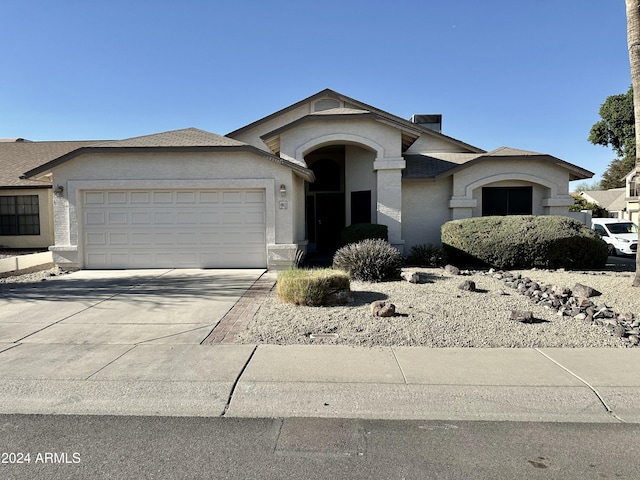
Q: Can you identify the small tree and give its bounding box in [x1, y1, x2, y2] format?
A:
[569, 194, 609, 218]
[589, 86, 636, 188]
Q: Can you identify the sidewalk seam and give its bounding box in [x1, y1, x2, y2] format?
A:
[221, 344, 258, 417]
[535, 348, 626, 423]
[390, 348, 408, 384]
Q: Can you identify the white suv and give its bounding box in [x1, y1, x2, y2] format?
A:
[591, 218, 638, 256]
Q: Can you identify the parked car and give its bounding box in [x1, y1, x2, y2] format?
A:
[591, 218, 638, 256]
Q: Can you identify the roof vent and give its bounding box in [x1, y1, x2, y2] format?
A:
[314, 98, 341, 112]
[410, 114, 442, 133]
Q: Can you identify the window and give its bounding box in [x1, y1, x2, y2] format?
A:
[351, 190, 371, 224]
[0, 195, 40, 235]
[482, 187, 533, 216]
[630, 175, 639, 197]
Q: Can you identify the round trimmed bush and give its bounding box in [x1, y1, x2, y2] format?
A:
[333, 239, 403, 282]
[441, 215, 608, 269]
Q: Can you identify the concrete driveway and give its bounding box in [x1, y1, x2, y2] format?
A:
[0, 269, 265, 345]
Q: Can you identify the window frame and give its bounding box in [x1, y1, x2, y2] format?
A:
[0, 195, 41, 236]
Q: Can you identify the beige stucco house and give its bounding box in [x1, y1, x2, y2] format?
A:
[577, 169, 640, 223]
[11, 89, 593, 270]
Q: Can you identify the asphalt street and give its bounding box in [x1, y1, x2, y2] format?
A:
[1, 415, 639, 479]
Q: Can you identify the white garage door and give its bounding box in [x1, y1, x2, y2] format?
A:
[82, 189, 267, 268]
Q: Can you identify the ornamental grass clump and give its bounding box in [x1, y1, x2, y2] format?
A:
[276, 268, 350, 306]
[332, 238, 403, 282]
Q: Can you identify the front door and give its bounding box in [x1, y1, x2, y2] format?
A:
[315, 193, 345, 253]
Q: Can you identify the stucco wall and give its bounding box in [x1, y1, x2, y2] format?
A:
[345, 145, 377, 225]
[0, 188, 54, 249]
[402, 178, 452, 249]
[280, 118, 403, 160]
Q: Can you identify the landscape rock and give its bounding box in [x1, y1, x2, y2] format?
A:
[371, 300, 396, 317]
[401, 271, 420, 283]
[444, 264, 460, 276]
[458, 280, 476, 292]
[510, 310, 534, 323]
[613, 324, 627, 338]
[572, 283, 602, 298]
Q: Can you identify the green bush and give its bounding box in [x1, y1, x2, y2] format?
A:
[333, 239, 403, 281]
[441, 215, 608, 269]
[406, 244, 449, 267]
[277, 268, 350, 306]
[341, 223, 388, 246]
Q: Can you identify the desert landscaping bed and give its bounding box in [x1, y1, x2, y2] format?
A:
[238, 267, 638, 348]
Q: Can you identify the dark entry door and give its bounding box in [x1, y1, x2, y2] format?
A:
[315, 193, 345, 253]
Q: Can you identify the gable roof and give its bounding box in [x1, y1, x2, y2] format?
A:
[579, 188, 626, 210]
[227, 88, 485, 154]
[21, 128, 315, 182]
[404, 146, 594, 181]
[0, 139, 102, 189]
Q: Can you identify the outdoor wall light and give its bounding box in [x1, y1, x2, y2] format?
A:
[54, 185, 64, 196]
[280, 184, 287, 197]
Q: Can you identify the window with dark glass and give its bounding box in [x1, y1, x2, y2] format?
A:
[482, 187, 532, 216]
[630, 175, 639, 197]
[0, 195, 40, 235]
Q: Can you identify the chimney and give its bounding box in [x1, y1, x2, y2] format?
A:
[410, 114, 442, 133]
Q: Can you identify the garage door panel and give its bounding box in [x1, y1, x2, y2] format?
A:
[107, 192, 127, 204]
[83, 189, 266, 268]
[86, 212, 106, 225]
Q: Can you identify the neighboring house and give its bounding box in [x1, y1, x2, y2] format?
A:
[577, 169, 640, 223]
[578, 188, 626, 218]
[0, 138, 98, 249]
[13, 89, 592, 270]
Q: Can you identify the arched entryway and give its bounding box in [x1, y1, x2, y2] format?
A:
[305, 147, 345, 253]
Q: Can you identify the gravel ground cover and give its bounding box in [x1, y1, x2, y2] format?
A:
[238, 267, 639, 348]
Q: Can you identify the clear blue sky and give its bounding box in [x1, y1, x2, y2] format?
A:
[1, 0, 631, 185]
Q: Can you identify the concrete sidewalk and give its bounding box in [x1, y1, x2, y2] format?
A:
[0, 344, 637, 423]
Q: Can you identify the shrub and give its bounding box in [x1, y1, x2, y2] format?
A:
[277, 268, 350, 306]
[441, 215, 608, 270]
[405, 244, 449, 267]
[341, 223, 388, 246]
[333, 239, 403, 281]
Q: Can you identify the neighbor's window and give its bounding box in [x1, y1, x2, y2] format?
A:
[0, 195, 40, 235]
[630, 175, 639, 197]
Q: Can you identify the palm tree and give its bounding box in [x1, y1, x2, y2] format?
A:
[625, 0, 640, 286]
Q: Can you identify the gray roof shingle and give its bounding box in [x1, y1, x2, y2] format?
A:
[90, 128, 245, 148]
[0, 140, 101, 188]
